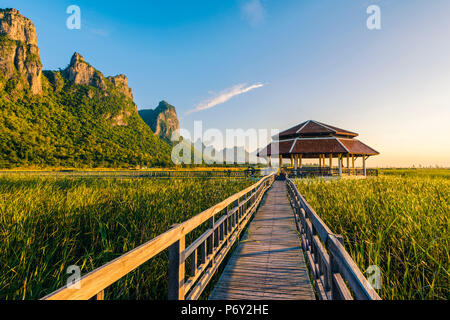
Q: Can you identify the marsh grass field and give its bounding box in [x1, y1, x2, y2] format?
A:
[294, 169, 449, 300]
[379, 168, 450, 179]
[0, 168, 448, 300]
[0, 176, 254, 299]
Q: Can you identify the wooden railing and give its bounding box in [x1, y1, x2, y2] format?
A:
[285, 167, 378, 178]
[286, 178, 381, 300]
[42, 173, 275, 300]
[0, 169, 262, 179]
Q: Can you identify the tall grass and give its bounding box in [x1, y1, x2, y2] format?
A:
[294, 175, 449, 300]
[379, 168, 450, 179]
[0, 176, 253, 299]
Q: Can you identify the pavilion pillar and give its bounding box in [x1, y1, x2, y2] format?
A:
[290, 154, 294, 168]
[338, 154, 342, 176]
[329, 154, 332, 168]
[363, 156, 367, 176]
[299, 154, 302, 168]
[279, 155, 283, 168]
[352, 155, 355, 175]
[294, 154, 298, 170]
[268, 156, 271, 167]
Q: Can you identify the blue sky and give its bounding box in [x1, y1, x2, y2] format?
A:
[2, 0, 450, 166]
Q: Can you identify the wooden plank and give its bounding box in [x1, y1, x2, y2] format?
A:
[209, 181, 315, 300]
[332, 273, 353, 300]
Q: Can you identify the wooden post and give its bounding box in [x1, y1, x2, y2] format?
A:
[279, 155, 283, 168]
[234, 199, 239, 229]
[207, 216, 214, 255]
[96, 290, 104, 300]
[190, 249, 197, 277]
[338, 154, 342, 176]
[199, 241, 206, 266]
[268, 156, 271, 167]
[329, 154, 332, 168]
[290, 154, 294, 168]
[168, 236, 185, 300]
[363, 156, 367, 176]
[294, 154, 298, 170]
[299, 154, 302, 168]
[346, 154, 350, 169]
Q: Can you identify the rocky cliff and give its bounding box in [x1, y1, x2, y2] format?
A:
[0, 8, 42, 94]
[107, 74, 133, 100]
[138, 101, 180, 142]
[64, 52, 107, 90]
[0, 8, 173, 168]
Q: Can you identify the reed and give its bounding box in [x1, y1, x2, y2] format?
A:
[294, 174, 449, 300]
[0, 176, 253, 299]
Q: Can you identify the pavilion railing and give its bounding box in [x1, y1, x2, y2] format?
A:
[285, 167, 378, 178]
[42, 173, 275, 300]
[286, 178, 381, 300]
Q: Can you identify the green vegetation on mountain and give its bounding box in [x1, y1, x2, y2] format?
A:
[0, 9, 173, 168]
[0, 69, 172, 168]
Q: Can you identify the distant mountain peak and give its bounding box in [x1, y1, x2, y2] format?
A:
[139, 101, 180, 142]
[156, 100, 175, 111]
[64, 52, 107, 90]
[70, 52, 85, 64]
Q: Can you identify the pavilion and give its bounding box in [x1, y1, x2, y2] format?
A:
[257, 120, 379, 176]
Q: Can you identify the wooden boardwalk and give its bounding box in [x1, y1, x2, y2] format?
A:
[209, 180, 315, 300]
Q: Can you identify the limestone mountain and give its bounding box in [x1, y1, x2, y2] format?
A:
[0, 8, 172, 168]
[138, 101, 180, 142]
[0, 8, 42, 94]
[107, 74, 133, 100]
[63, 52, 107, 91]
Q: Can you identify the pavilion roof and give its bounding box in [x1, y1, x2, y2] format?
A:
[278, 120, 358, 139]
[258, 119, 379, 158]
[258, 137, 379, 158]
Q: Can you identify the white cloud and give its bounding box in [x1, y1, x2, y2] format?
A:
[241, 0, 266, 27]
[90, 28, 109, 37]
[186, 83, 264, 115]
